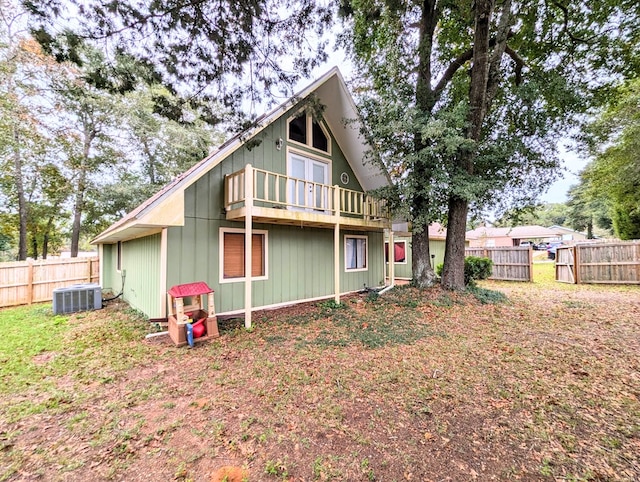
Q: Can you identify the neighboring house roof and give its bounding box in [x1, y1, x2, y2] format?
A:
[428, 222, 448, 240]
[92, 67, 390, 244]
[390, 221, 450, 240]
[466, 225, 561, 240]
[549, 225, 588, 237]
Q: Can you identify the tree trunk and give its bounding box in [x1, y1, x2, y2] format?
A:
[30, 236, 38, 260]
[412, 227, 438, 287]
[441, 0, 494, 290]
[42, 215, 55, 259]
[409, 0, 440, 288]
[442, 197, 469, 289]
[70, 171, 86, 258]
[43, 233, 49, 259]
[12, 126, 28, 261]
[71, 122, 95, 258]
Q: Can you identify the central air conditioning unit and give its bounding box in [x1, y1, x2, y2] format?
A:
[52, 283, 102, 315]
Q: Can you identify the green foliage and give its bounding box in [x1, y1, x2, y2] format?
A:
[464, 256, 493, 287]
[26, 0, 334, 114]
[340, 0, 639, 289]
[299, 292, 437, 349]
[1, 11, 227, 249]
[365, 290, 379, 303]
[577, 78, 640, 240]
[317, 300, 346, 311]
[493, 203, 569, 228]
[565, 179, 612, 238]
[437, 257, 493, 287]
[466, 286, 508, 305]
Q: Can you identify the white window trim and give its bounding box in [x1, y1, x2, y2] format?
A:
[344, 234, 369, 272]
[286, 147, 332, 213]
[386, 240, 408, 265]
[219, 227, 269, 284]
[286, 147, 332, 180]
[286, 111, 332, 156]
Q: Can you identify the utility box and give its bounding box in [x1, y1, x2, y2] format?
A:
[167, 282, 219, 346]
[53, 283, 102, 315]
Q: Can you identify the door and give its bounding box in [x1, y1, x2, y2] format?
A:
[288, 153, 329, 211]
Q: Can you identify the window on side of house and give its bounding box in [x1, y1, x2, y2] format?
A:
[288, 113, 306, 144]
[385, 240, 407, 263]
[287, 112, 330, 154]
[221, 229, 267, 282]
[311, 119, 328, 151]
[116, 241, 122, 271]
[345, 235, 368, 271]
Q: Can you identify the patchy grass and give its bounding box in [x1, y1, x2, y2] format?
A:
[1, 281, 639, 482]
[0, 301, 152, 424]
[0, 305, 69, 395]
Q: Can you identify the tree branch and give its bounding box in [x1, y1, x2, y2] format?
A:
[505, 45, 525, 85]
[433, 49, 474, 96]
[433, 27, 517, 96]
[551, 1, 599, 44]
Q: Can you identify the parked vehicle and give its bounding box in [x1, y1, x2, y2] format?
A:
[547, 241, 563, 260]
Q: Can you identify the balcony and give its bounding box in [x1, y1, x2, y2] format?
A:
[224, 164, 390, 230]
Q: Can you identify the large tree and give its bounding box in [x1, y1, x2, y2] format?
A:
[340, 0, 639, 288]
[576, 78, 640, 240]
[1, 1, 60, 260]
[24, 0, 334, 113]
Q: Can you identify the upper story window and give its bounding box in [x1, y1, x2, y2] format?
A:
[287, 112, 330, 154]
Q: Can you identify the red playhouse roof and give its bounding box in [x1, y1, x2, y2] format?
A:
[167, 282, 214, 298]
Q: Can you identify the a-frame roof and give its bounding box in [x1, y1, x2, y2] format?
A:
[92, 67, 390, 244]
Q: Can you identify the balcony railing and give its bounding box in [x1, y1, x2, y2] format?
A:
[224, 164, 389, 226]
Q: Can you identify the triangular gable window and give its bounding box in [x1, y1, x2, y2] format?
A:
[287, 112, 330, 154]
[289, 113, 306, 144]
[311, 119, 328, 151]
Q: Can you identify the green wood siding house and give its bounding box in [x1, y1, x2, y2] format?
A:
[385, 223, 468, 281]
[93, 69, 392, 326]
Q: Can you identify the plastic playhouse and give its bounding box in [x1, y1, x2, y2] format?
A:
[167, 282, 219, 347]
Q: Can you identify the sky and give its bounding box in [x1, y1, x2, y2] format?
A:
[540, 147, 588, 204]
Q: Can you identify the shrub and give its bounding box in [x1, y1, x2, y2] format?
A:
[464, 256, 493, 286]
[435, 256, 493, 287]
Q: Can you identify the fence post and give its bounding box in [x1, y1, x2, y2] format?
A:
[87, 258, 92, 283]
[573, 246, 580, 284]
[27, 260, 34, 305]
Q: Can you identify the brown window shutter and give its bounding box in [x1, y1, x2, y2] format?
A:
[224, 233, 245, 278]
[252, 234, 264, 276]
[224, 232, 265, 279]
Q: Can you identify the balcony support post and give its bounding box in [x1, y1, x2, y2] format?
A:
[244, 164, 253, 329]
[333, 185, 341, 303]
[388, 228, 395, 286]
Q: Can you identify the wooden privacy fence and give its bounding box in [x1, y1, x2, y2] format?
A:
[0, 257, 100, 308]
[556, 241, 640, 284]
[465, 247, 533, 282]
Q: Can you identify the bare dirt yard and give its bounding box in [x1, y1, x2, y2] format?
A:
[1, 263, 639, 481]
